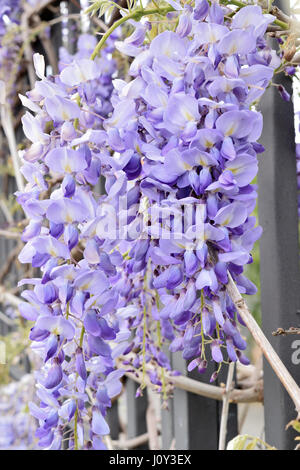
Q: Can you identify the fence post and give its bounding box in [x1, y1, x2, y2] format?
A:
[160, 347, 175, 450]
[126, 379, 148, 449]
[107, 400, 120, 440]
[162, 352, 237, 450]
[258, 31, 300, 448]
[161, 397, 174, 450]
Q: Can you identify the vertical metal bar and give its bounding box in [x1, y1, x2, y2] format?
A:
[126, 379, 148, 449]
[258, 22, 300, 447]
[107, 400, 120, 440]
[162, 352, 238, 450]
[161, 398, 174, 450]
[172, 352, 229, 450]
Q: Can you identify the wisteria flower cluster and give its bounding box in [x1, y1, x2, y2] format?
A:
[0, 0, 22, 102]
[16, 1, 282, 449]
[0, 0, 44, 103]
[17, 33, 122, 450]
[0, 375, 37, 450]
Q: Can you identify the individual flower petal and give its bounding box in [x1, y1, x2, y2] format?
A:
[88, 335, 111, 357]
[44, 360, 63, 389]
[45, 147, 87, 174]
[60, 59, 99, 86]
[33, 53, 46, 79]
[92, 409, 110, 436]
[36, 315, 75, 340]
[214, 202, 248, 228]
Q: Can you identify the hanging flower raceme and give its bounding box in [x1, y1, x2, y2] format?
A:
[97, 2, 279, 382]
[0, 375, 38, 450]
[0, 1, 47, 103]
[17, 34, 126, 450]
[16, 1, 283, 449]
[0, 0, 23, 103]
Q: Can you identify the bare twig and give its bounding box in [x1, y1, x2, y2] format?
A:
[0, 288, 22, 308]
[0, 245, 21, 284]
[0, 229, 21, 239]
[218, 362, 235, 450]
[0, 199, 13, 225]
[120, 360, 262, 404]
[39, 28, 59, 75]
[103, 435, 114, 450]
[270, 6, 293, 26]
[21, 14, 36, 89]
[0, 311, 15, 327]
[23, 0, 54, 20]
[169, 438, 176, 450]
[227, 273, 300, 414]
[0, 106, 24, 192]
[111, 432, 149, 449]
[273, 327, 300, 336]
[266, 25, 282, 32]
[237, 355, 263, 390]
[91, 16, 109, 32]
[146, 389, 160, 450]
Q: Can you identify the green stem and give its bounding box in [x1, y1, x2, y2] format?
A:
[74, 407, 78, 450]
[90, 6, 174, 59]
[273, 18, 289, 30]
[90, 0, 291, 61]
[200, 291, 206, 361]
[141, 305, 147, 389]
[223, 0, 289, 29]
[156, 319, 168, 401]
[79, 325, 85, 348]
[74, 325, 85, 450]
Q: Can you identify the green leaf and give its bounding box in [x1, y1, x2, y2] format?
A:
[245, 438, 258, 450]
[286, 419, 300, 433]
[227, 434, 275, 450]
[227, 435, 249, 450]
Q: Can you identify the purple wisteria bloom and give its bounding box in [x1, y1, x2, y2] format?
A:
[16, 1, 281, 449]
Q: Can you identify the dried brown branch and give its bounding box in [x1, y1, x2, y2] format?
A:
[111, 432, 149, 450]
[91, 16, 109, 32]
[0, 244, 21, 284]
[146, 390, 160, 450]
[21, 14, 36, 89]
[0, 229, 21, 240]
[227, 273, 300, 414]
[24, 0, 55, 20]
[218, 362, 235, 450]
[39, 27, 59, 75]
[273, 327, 300, 337]
[266, 25, 282, 32]
[270, 6, 293, 26]
[237, 355, 263, 390]
[120, 360, 263, 404]
[0, 287, 22, 308]
[230, 381, 264, 404]
[0, 310, 15, 327]
[0, 106, 24, 192]
[0, 199, 13, 225]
